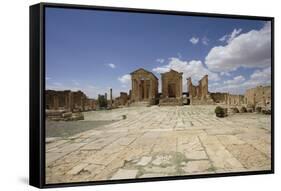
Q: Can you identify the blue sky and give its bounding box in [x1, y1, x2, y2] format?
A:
[45, 7, 271, 98]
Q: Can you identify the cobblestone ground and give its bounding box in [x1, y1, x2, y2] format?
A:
[46, 105, 271, 184]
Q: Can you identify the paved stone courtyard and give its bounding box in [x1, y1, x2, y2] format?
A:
[46, 105, 271, 184]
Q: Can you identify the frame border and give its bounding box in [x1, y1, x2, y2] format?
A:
[29, 2, 274, 189]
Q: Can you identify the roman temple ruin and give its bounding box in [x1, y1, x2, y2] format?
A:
[159, 69, 183, 106]
[130, 68, 159, 106]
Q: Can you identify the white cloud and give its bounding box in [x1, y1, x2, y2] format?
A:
[46, 77, 51, 80]
[202, 36, 209, 45]
[108, 63, 116, 68]
[224, 75, 245, 85]
[219, 28, 242, 43]
[152, 58, 220, 86]
[211, 67, 271, 94]
[244, 67, 271, 87]
[189, 37, 199, 44]
[206, 22, 271, 72]
[220, 71, 231, 77]
[118, 74, 131, 84]
[156, 58, 165, 63]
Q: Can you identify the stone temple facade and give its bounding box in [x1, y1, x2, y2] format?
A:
[159, 70, 183, 106]
[130, 68, 158, 105]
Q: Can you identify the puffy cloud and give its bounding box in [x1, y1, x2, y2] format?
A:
[156, 58, 165, 63]
[202, 36, 209, 45]
[211, 67, 271, 94]
[152, 57, 220, 84]
[224, 75, 245, 85]
[220, 71, 231, 77]
[206, 22, 271, 72]
[189, 37, 199, 44]
[108, 63, 116, 68]
[118, 74, 131, 84]
[219, 28, 242, 44]
[244, 67, 271, 87]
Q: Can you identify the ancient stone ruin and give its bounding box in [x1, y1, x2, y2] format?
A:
[245, 85, 271, 111]
[159, 70, 183, 106]
[112, 92, 129, 108]
[130, 68, 159, 106]
[45, 68, 271, 116]
[45, 90, 96, 121]
[46, 90, 96, 112]
[187, 75, 215, 105]
[210, 93, 244, 106]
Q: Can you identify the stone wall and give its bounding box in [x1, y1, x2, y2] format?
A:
[227, 94, 244, 106]
[244, 86, 271, 108]
[46, 90, 96, 112]
[113, 92, 129, 107]
[187, 75, 214, 105]
[210, 92, 228, 104]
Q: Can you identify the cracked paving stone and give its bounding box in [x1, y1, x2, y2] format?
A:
[182, 160, 212, 173]
[110, 169, 138, 180]
[46, 105, 271, 183]
[136, 156, 152, 166]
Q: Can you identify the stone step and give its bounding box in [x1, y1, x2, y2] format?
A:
[159, 98, 183, 106]
[130, 101, 150, 107]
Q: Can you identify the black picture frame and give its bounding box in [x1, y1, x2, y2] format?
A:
[30, 2, 274, 189]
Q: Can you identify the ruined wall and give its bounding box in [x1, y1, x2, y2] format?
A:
[227, 94, 244, 106]
[113, 92, 129, 107]
[119, 92, 129, 105]
[244, 86, 271, 108]
[187, 77, 196, 98]
[46, 90, 72, 110]
[187, 75, 214, 105]
[72, 91, 87, 111]
[84, 99, 97, 111]
[199, 75, 208, 99]
[188, 75, 208, 99]
[46, 90, 95, 112]
[210, 92, 228, 104]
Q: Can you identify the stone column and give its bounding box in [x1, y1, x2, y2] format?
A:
[143, 80, 147, 100]
[69, 92, 73, 111]
[131, 78, 135, 101]
[53, 95, 59, 110]
[150, 80, 153, 99]
[110, 88, 113, 107]
[179, 76, 182, 98]
[134, 79, 137, 101]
